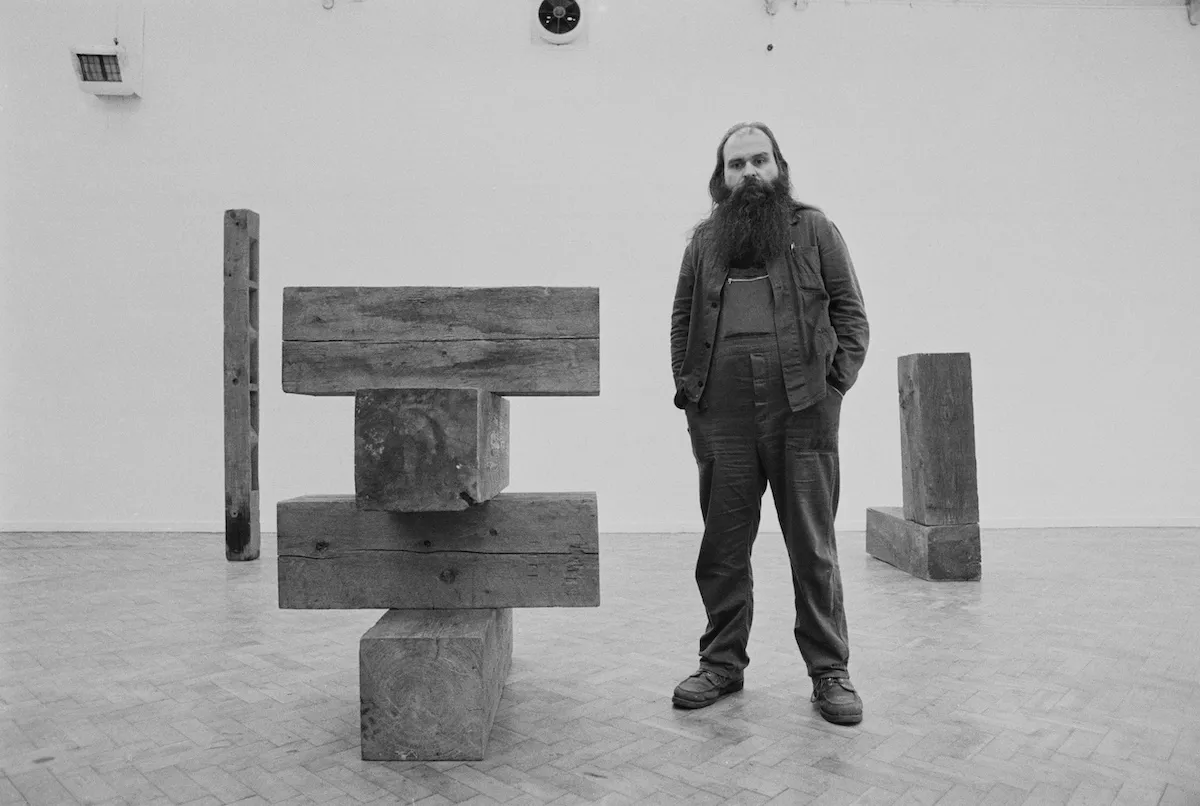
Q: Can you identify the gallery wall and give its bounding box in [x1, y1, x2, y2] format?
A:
[2, 0, 1198, 533]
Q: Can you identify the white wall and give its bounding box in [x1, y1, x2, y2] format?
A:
[2, 0, 1198, 534]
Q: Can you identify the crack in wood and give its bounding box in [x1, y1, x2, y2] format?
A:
[282, 337, 592, 343]
[281, 548, 596, 558]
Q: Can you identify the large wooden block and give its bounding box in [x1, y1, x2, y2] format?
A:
[277, 493, 599, 609]
[865, 506, 981, 581]
[284, 286, 599, 341]
[224, 209, 261, 561]
[360, 608, 512, 761]
[898, 353, 980, 526]
[355, 388, 509, 512]
[281, 286, 600, 397]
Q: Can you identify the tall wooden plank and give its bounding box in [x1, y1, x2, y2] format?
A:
[224, 209, 260, 561]
[360, 608, 512, 761]
[355, 388, 509, 512]
[281, 338, 599, 397]
[276, 493, 599, 609]
[284, 286, 599, 341]
[898, 353, 980, 527]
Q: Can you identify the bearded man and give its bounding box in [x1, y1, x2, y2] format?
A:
[669, 122, 869, 725]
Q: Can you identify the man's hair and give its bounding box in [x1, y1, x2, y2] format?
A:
[707, 121, 792, 206]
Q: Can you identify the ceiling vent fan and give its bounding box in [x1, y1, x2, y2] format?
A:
[533, 0, 588, 46]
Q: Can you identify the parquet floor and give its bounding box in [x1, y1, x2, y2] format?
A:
[2, 528, 1198, 805]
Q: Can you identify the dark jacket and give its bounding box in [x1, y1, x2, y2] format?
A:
[671, 207, 869, 412]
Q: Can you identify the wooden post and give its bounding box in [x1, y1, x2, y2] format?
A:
[898, 353, 979, 526]
[866, 352, 981, 581]
[224, 209, 260, 561]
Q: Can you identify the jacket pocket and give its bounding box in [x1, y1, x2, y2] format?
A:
[793, 246, 825, 291]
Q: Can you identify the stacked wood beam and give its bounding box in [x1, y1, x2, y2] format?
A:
[866, 353, 981, 581]
[278, 285, 600, 761]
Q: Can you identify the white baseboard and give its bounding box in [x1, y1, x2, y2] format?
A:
[0, 522, 225, 533]
[3, 516, 1197, 534]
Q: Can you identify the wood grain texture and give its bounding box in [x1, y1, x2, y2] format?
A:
[283, 286, 599, 341]
[898, 353, 980, 527]
[223, 208, 261, 561]
[359, 608, 512, 761]
[355, 388, 509, 512]
[281, 338, 600, 397]
[276, 493, 599, 609]
[865, 506, 981, 581]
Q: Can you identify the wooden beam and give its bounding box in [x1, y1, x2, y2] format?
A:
[276, 493, 599, 609]
[360, 608, 512, 761]
[281, 286, 601, 397]
[898, 353, 979, 527]
[282, 338, 600, 397]
[284, 286, 599, 341]
[223, 209, 261, 561]
[865, 506, 981, 581]
[355, 388, 509, 512]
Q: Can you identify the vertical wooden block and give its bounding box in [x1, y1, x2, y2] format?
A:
[898, 353, 980, 527]
[355, 388, 509, 512]
[223, 209, 261, 561]
[865, 506, 981, 581]
[360, 608, 512, 761]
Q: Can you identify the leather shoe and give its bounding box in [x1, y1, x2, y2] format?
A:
[811, 677, 863, 724]
[672, 668, 743, 709]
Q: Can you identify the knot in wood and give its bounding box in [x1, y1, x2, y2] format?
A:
[438, 568, 457, 584]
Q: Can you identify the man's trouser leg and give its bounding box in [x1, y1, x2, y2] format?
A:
[763, 383, 851, 679]
[685, 335, 773, 677]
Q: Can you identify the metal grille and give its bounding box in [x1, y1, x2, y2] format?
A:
[77, 54, 122, 82]
[538, 1, 581, 35]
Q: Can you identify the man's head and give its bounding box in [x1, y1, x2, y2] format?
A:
[708, 122, 792, 205]
[698, 122, 797, 267]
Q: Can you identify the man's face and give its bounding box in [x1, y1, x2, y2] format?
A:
[722, 129, 780, 193]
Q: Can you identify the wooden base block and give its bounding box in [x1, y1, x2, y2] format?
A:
[360, 608, 512, 761]
[355, 387, 509, 512]
[277, 493, 599, 609]
[865, 506, 981, 581]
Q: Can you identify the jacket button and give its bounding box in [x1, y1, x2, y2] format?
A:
[710, 302, 718, 308]
[698, 381, 704, 387]
[704, 341, 711, 348]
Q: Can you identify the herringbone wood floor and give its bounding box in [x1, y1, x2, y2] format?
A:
[2, 528, 1198, 805]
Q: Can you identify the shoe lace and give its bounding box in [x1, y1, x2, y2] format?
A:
[811, 676, 851, 701]
[692, 669, 726, 685]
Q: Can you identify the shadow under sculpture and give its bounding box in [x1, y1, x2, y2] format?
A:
[276, 284, 601, 761]
[866, 352, 981, 581]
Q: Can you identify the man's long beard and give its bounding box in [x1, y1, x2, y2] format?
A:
[704, 177, 795, 268]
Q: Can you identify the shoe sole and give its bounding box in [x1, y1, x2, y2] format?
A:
[817, 707, 863, 725]
[671, 679, 744, 709]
